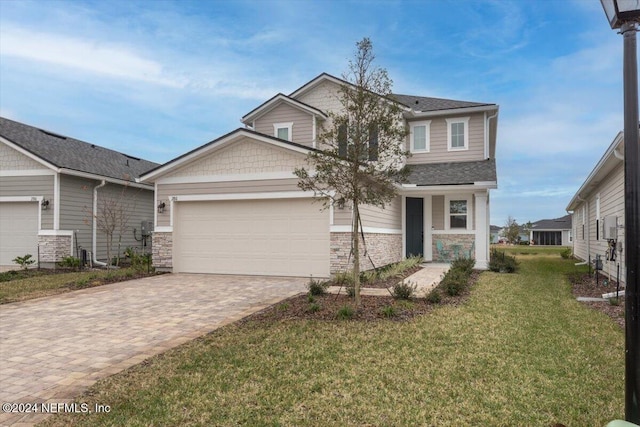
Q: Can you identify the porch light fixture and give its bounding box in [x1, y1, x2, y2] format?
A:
[41, 199, 49, 210]
[157, 201, 166, 214]
[600, 0, 640, 423]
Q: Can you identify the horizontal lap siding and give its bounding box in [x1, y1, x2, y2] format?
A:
[254, 104, 314, 147]
[0, 175, 54, 229]
[407, 113, 485, 164]
[432, 196, 444, 230]
[359, 197, 401, 230]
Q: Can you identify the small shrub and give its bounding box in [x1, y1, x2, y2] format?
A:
[450, 257, 475, 275]
[560, 248, 572, 259]
[333, 271, 355, 286]
[307, 279, 329, 296]
[489, 249, 519, 273]
[336, 305, 354, 320]
[360, 270, 378, 284]
[391, 281, 417, 300]
[426, 289, 442, 304]
[58, 256, 81, 269]
[609, 297, 620, 306]
[12, 254, 35, 270]
[308, 303, 321, 313]
[381, 305, 397, 318]
[307, 294, 316, 303]
[346, 285, 355, 297]
[441, 269, 469, 296]
[277, 302, 290, 311]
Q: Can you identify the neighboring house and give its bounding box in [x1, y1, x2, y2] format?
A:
[0, 117, 158, 268]
[494, 225, 529, 244]
[490, 225, 502, 244]
[566, 131, 625, 286]
[528, 214, 572, 246]
[141, 73, 499, 277]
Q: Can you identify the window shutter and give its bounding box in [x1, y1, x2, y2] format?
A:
[338, 123, 347, 159]
[368, 125, 378, 161]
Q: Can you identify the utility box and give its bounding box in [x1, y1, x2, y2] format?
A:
[141, 220, 154, 237]
[603, 216, 618, 240]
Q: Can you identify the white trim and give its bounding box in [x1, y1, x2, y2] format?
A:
[405, 104, 498, 119]
[273, 122, 294, 141]
[241, 93, 328, 124]
[312, 116, 317, 149]
[431, 229, 476, 235]
[329, 200, 334, 225]
[409, 120, 431, 153]
[446, 117, 470, 151]
[157, 171, 298, 185]
[154, 182, 158, 231]
[330, 225, 402, 234]
[53, 173, 60, 230]
[400, 182, 497, 193]
[445, 194, 472, 231]
[0, 196, 43, 231]
[401, 195, 406, 259]
[0, 136, 58, 170]
[483, 112, 488, 159]
[423, 196, 433, 262]
[0, 169, 56, 177]
[38, 229, 73, 236]
[171, 191, 317, 202]
[154, 226, 173, 233]
[61, 168, 152, 189]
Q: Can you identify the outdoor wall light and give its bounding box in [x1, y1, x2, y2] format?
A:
[41, 199, 49, 210]
[601, 0, 640, 29]
[157, 201, 166, 214]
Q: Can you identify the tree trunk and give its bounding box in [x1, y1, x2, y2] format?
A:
[352, 201, 361, 307]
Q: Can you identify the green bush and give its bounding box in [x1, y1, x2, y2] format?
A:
[12, 254, 35, 270]
[308, 303, 321, 313]
[391, 281, 417, 300]
[450, 257, 475, 275]
[381, 305, 397, 318]
[333, 271, 354, 286]
[307, 279, 329, 296]
[58, 256, 81, 269]
[489, 249, 519, 273]
[336, 305, 355, 320]
[426, 289, 442, 304]
[560, 248, 572, 259]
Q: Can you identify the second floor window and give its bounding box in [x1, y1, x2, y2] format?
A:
[446, 117, 470, 151]
[338, 123, 378, 162]
[273, 122, 293, 141]
[410, 121, 430, 152]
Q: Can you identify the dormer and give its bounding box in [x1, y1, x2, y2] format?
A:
[241, 93, 328, 148]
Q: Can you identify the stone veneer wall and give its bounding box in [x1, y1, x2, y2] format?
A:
[432, 233, 475, 262]
[152, 232, 173, 271]
[38, 234, 72, 266]
[330, 232, 402, 273]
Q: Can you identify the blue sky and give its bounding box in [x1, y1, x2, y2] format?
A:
[0, 0, 625, 226]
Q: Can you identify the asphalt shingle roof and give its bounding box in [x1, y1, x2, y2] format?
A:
[391, 94, 495, 113]
[532, 214, 572, 230]
[0, 117, 158, 182]
[406, 159, 496, 186]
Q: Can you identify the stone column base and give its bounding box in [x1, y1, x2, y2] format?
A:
[152, 232, 173, 271]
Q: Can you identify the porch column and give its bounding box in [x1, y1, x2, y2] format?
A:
[401, 195, 406, 259]
[474, 192, 489, 269]
[423, 196, 432, 261]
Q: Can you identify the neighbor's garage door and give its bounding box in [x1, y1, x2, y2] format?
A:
[173, 198, 330, 277]
[0, 202, 38, 266]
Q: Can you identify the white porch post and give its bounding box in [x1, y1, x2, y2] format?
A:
[423, 196, 432, 261]
[474, 192, 489, 269]
[401, 195, 406, 259]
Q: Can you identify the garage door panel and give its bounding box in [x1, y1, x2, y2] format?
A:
[173, 199, 329, 277]
[0, 202, 39, 266]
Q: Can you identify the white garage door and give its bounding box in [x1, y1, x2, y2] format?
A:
[0, 202, 39, 266]
[173, 198, 330, 277]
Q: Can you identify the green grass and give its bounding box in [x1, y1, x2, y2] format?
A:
[491, 244, 569, 257]
[42, 255, 624, 426]
[0, 268, 149, 304]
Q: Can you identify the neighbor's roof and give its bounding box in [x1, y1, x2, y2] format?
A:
[531, 214, 572, 230]
[406, 159, 496, 186]
[0, 117, 158, 182]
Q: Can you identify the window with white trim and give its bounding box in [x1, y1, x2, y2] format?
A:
[449, 199, 468, 229]
[446, 117, 470, 151]
[273, 122, 293, 141]
[410, 120, 430, 153]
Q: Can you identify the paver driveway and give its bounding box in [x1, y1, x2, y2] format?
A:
[0, 274, 307, 426]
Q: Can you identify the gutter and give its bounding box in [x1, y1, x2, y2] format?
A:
[92, 180, 108, 267]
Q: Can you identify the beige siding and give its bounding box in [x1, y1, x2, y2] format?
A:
[296, 80, 343, 141]
[0, 175, 54, 229]
[59, 175, 154, 261]
[254, 104, 314, 147]
[360, 197, 401, 229]
[0, 142, 46, 170]
[406, 113, 486, 164]
[432, 195, 444, 230]
[164, 138, 307, 179]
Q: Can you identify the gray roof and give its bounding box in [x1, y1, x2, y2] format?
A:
[391, 94, 495, 113]
[0, 117, 158, 182]
[532, 214, 572, 230]
[407, 159, 496, 186]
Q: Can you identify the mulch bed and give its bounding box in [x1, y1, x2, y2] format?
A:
[569, 271, 625, 329]
[362, 265, 423, 288]
[241, 270, 480, 323]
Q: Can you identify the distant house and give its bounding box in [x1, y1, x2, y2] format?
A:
[529, 214, 572, 246]
[0, 117, 158, 268]
[566, 132, 625, 286]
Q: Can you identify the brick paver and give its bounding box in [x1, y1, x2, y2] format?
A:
[0, 274, 306, 426]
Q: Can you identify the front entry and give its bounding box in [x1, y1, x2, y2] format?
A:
[406, 197, 424, 257]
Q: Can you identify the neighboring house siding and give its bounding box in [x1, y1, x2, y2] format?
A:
[0, 175, 54, 229]
[406, 113, 486, 164]
[359, 197, 401, 230]
[59, 175, 154, 261]
[253, 104, 314, 147]
[165, 138, 306, 178]
[0, 142, 46, 170]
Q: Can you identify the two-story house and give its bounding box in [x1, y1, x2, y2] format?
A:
[140, 73, 499, 277]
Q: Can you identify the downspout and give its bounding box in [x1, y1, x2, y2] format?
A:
[92, 180, 107, 267]
[485, 111, 498, 159]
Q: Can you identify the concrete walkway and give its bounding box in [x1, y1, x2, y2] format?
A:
[327, 263, 450, 296]
[0, 274, 307, 426]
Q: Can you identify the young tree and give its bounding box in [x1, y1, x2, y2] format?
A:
[95, 185, 136, 267]
[294, 38, 409, 307]
[504, 216, 521, 245]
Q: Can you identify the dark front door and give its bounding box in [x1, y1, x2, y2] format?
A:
[406, 197, 424, 257]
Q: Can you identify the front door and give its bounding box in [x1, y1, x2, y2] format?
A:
[406, 197, 424, 257]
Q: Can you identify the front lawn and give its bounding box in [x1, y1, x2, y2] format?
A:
[42, 255, 624, 426]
